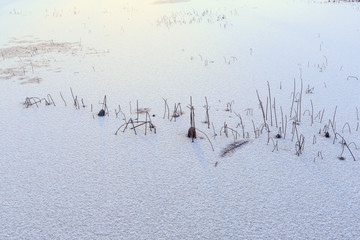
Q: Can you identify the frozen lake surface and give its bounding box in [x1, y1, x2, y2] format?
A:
[1, 0, 360, 239]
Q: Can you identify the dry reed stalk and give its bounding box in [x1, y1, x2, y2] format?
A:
[273, 97, 278, 128]
[137, 100, 139, 123]
[280, 106, 284, 135]
[336, 133, 356, 161]
[342, 122, 351, 134]
[162, 98, 170, 119]
[268, 81, 273, 126]
[195, 127, 214, 151]
[187, 97, 196, 141]
[256, 90, 266, 125]
[234, 112, 245, 138]
[212, 122, 217, 139]
[60, 92, 67, 107]
[311, 100, 314, 126]
[205, 97, 210, 129]
[290, 78, 296, 119]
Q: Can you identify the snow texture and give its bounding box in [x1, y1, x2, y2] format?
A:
[1, 0, 360, 239]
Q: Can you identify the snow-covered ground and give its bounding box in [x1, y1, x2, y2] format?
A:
[1, 0, 360, 239]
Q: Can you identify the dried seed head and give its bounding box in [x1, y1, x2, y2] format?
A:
[98, 109, 105, 117]
[188, 127, 196, 139]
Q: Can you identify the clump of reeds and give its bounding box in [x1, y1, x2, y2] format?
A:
[115, 111, 156, 136]
[24, 94, 55, 108]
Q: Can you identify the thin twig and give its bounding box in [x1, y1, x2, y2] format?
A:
[195, 128, 214, 151]
[60, 92, 67, 107]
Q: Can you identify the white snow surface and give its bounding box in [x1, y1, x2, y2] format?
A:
[1, 0, 360, 239]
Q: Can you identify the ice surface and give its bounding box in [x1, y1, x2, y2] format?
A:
[1, 0, 360, 239]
